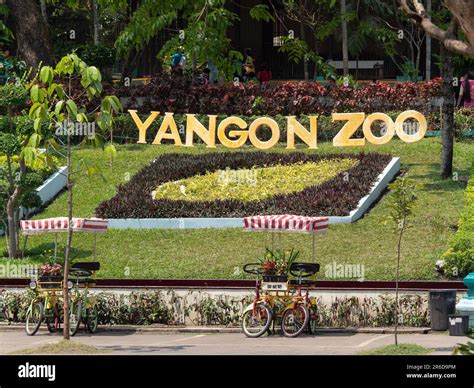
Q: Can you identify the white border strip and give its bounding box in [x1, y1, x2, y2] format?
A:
[108, 157, 400, 229]
[34, 166, 68, 205]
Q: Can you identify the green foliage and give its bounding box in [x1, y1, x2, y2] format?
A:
[454, 108, 474, 140]
[335, 74, 359, 88]
[0, 133, 21, 156]
[259, 248, 300, 276]
[249, 4, 274, 22]
[57, 44, 115, 70]
[453, 342, 474, 355]
[20, 191, 42, 210]
[30, 53, 122, 156]
[278, 37, 336, 80]
[442, 168, 474, 278]
[111, 0, 271, 80]
[0, 4, 13, 44]
[0, 290, 430, 328]
[0, 83, 28, 108]
[401, 60, 420, 81]
[153, 159, 357, 202]
[385, 177, 418, 233]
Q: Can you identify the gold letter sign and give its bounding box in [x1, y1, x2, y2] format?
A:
[129, 110, 427, 149]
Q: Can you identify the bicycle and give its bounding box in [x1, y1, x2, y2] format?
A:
[288, 263, 320, 335]
[241, 262, 319, 338]
[68, 262, 100, 336]
[25, 276, 72, 336]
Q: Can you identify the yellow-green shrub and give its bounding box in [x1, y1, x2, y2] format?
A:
[153, 159, 358, 202]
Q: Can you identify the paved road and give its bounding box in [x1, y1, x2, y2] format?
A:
[0, 329, 470, 355]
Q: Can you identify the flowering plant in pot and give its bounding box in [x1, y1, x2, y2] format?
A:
[260, 248, 300, 282]
[39, 263, 63, 280]
[259, 251, 276, 276]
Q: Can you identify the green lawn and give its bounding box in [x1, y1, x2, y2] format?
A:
[12, 340, 108, 355]
[360, 343, 432, 355]
[2, 137, 473, 280]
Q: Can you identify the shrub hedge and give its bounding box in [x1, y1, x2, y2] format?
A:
[115, 75, 442, 116]
[442, 165, 474, 279]
[95, 152, 392, 218]
[0, 289, 429, 328]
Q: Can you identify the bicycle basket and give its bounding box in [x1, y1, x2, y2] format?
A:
[38, 275, 63, 289]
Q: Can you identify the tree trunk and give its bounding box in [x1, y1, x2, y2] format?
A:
[299, 7, 309, 81]
[425, 0, 431, 80]
[6, 0, 54, 68]
[440, 46, 454, 179]
[40, 0, 47, 23]
[63, 130, 73, 340]
[340, 0, 349, 77]
[394, 227, 404, 346]
[92, 0, 99, 45]
[6, 191, 19, 259]
[5, 154, 22, 259]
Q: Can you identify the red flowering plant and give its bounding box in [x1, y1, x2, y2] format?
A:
[39, 263, 63, 277]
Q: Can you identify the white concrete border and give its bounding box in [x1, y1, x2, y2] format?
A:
[108, 157, 400, 229]
[0, 166, 68, 235]
[34, 166, 68, 206]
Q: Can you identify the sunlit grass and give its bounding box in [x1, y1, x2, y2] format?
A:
[1, 137, 473, 280]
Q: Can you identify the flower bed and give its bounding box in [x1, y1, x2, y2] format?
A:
[95, 152, 392, 218]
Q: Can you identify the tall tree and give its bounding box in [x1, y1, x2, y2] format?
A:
[274, 0, 340, 80]
[30, 54, 121, 339]
[340, 0, 349, 76]
[6, 0, 53, 68]
[440, 25, 456, 179]
[92, 0, 99, 45]
[400, 0, 474, 59]
[425, 0, 431, 80]
[400, 2, 462, 179]
[112, 0, 243, 81]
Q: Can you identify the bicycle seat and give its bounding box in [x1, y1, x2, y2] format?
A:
[289, 262, 320, 277]
[72, 262, 100, 272]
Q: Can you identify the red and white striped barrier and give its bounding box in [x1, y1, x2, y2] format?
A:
[20, 217, 108, 235]
[243, 215, 329, 234]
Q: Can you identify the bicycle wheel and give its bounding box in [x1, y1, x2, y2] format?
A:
[69, 300, 82, 337]
[281, 304, 309, 338]
[25, 302, 43, 336]
[86, 305, 98, 334]
[46, 305, 61, 333]
[242, 304, 272, 338]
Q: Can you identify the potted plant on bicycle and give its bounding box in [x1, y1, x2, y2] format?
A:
[38, 263, 63, 284]
[260, 248, 300, 282]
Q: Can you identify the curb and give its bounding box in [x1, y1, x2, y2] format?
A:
[0, 323, 431, 334]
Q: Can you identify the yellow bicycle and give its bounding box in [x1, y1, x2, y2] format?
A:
[241, 262, 319, 338]
[25, 276, 73, 336]
[68, 262, 100, 336]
